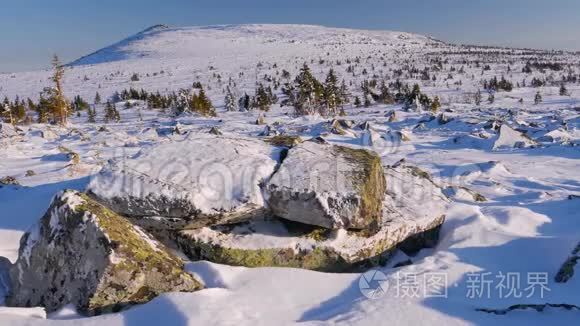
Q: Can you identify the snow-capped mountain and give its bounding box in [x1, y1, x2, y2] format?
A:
[69, 24, 440, 66]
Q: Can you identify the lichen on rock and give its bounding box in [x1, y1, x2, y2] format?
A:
[265, 141, 386, 230]
[264, 135, 303, 148]
[174, 213, 443, 273]
[175, 162, 448, 272]
[6, 190, 202, 315]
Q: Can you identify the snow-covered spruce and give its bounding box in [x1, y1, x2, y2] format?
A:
[87, 134, 282, 230]
[265, 140, 386, 230]
[6, 190, 202, 315]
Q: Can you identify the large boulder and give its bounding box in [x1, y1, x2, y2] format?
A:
[265, 141, 386, 230]
[6, 190, 202, 315]
[87, 134, 282, 230]
[175, 163, 448, 272]
[493, 124, 536, 150]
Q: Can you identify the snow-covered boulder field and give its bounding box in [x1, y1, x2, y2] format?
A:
[174, 162, 447, 272]
[87, 134, 282, 230]
[266, 140, 386, 230]
[1, 22, 579, 325]
[6, 190, 202, 315]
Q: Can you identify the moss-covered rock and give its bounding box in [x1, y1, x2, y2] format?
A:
[264, 135, 303, 148]
[265, 141, 386, 230]
[6, 190, 202, 315]
[176, 163, 448, 272]
[174, 213, 444, 273]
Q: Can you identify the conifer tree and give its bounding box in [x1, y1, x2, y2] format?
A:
[474, 89, 482, 106]
[224, 86, 236, 111]
[12, 97, 26, 123]
[0, 98, 12, 124]
[289, 63, 324, 115]
[48, 55, 69, 125]
[238, 93, 251, 111]
[379, 80, 394, 104]
[323, 68, 340, 116]
[72, 95, 90, 112]
[26, 98, 36, 111]
[534, 91, 543, 105]
[87, 106, 96, 123]
[94, 92, 101, 105]
[339, 80, 350, 105]
[559, 83, 568, 96]
[363, 94, 371, 108]
[195, 87, 215, 116]
[104, 101, 120, 122]
[430, 96, 441, 112]
[488, 91, 495, 104]
[37, 95, 50, 123]
[253, 83, 271, 111]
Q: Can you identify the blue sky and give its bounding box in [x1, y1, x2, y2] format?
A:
[1, 0, 579, 72]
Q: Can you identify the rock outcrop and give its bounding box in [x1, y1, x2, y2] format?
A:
[6, 190, 202, 315]
[175, 160, 448, 272]
[174, 213, 444, 273]
[264, 135, 303, 148]
[493, 124, 537, 150]
[265, 141, 386, 230]
[87, 134, 282, 230]
[175, 162, 447, 272]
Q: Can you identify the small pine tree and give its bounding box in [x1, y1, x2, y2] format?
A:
[72, 95, 90, 112]
[474, 89, 482, 106]
[12, 98, 26, 123]
[48, 55, 69, 125]
[87, 106, 96, 123]
[104, 101, 120, 122]
[354, 96, 361, 107]
[0, 99, 13, 124]
[363, 95, 371, 108]
[238, 93, 250, 111]
[488, 92, 495, 104]
[114, 106, 121, 122]
[94, 92, 101, 104]
[339, 80, 350, 105]
[37, 95, 50, 123]
[253, 83, 272, 111]
[195, 87, 216, 116]
[224, 86, 236, 111]
[430, 96, 441, 112]
[288, 63, 324, 115]
[323, 68, 340, 116]
[559, 83, 568, 96]
[534, 91, 543, 105]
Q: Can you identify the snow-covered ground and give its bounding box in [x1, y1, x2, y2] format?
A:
[0, 24, 579, 325]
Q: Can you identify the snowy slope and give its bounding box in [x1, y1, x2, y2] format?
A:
[69, 24, 436, 66]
